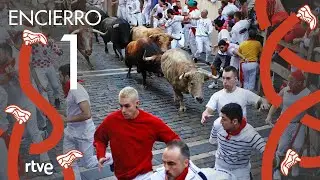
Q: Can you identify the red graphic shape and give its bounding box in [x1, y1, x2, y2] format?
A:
[281, 149, 301, 176]
[17, 44, 74, 179]
[259, 14, 300, 107]
[256, 3, 320, 179]
[279, 49, 320, 74]
[8, 124, 24, 180]
[5, 105, 31, 124]
[255, 0, 270, 30]
[56, 150, 83, 169]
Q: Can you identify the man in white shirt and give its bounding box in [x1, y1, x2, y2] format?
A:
[59, 64, 113, 180]
[201, 66, 270, 124]
[194, 9, 213, 64]
[142, 0, 152, 26]
[87, 0, 105, 10]
[151, 0, 166, 27]
[230, 11, 250, 45]
[150, 139, 209, 180]
[127, 0, 143, 26]
[165, 9, 186, 48]
[112, 0, 128, 20]
[186, 0, 201, 60]
[210, 103, 266, 180]
[221, 0, 239, 20]
[216, 39, 241, 70]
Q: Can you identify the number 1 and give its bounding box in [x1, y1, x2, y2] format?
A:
[61, 34, 77, 90]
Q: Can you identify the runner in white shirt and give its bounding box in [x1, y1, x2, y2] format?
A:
[127, 0, 143, 26]
[186, 0, 201, 60]
[221, 0, 239, 20]
[58, 64, 113, 180]
[217, 39, 241, 70]
[194, 9, 213, 64]
[142, 0, 152, 26]
[150, 0, 166, 28]
[165, 9, 186, 48]
[113, 0, 128, 20]
[201, 66, 270, 124]
[230, 12, 250, 45]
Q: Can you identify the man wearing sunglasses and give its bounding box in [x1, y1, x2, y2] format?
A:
[94, 86, 180, 180]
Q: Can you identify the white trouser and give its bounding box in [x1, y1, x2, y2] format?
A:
[63, 124, 103, 180]
[195, 36, 212, 62]
[34, 65, 61, 129]
[117, 5, 127, 20]
[215, 160, 251, 180]
[142, 2, 151, 24]
[0, 138, 8, 180]
[129, 12, 143, 26]
[276, 123, 305, 157]
[153, 18, 159, 28]
[241, 62, 258, 91]
[230, 56, 240, 70]
[184, 24, 191, 47]
[0, 85, 9, 132]
[134, 172, 153, 180]
[171, 33, 185, 48]
[189, 29, 197, 55]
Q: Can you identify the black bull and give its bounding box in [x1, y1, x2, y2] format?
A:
[125, 38, 163, 87]
[100, 17, 131, 61]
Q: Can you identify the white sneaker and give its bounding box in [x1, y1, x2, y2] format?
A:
[273, 169, 281, 180]
[208, 82, 218, 89]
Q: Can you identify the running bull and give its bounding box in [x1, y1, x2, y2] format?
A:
[67, 14, 106, 70]
[161, 48, 216, 112]
[100, 17, 131, 61]
[125, 37, 163, 87]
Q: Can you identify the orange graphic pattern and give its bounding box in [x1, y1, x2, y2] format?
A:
[6, 43, 75, 179]
[255, 1, 320, 180]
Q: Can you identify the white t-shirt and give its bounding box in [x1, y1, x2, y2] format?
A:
[221, 2, 239, 19]
[165, 15, 184, 35]
[196, 18, 213, 36]
[206, 87, 260, 117]
[218, 29, 231, 42]
[231, 20, 250, 45]
[65, 83, 95, 139]
[189, 9, 201, 27]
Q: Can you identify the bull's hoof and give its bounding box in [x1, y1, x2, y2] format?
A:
[126, 73, 131, 78]
[115, 54, 120, 58]
[119, 57, 124, 61]
[179, 106, 186, 112]
[89, 65, 94, 70]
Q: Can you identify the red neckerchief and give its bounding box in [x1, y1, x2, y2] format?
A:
[225, 118, 247, 140]
[63, 79, 84, 97]
[175, 166, 189, 180]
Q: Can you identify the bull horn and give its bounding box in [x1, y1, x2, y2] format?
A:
[92, 29, 107, 35]
[71, 0, 78, 4]
[143, 50, 157, 61]
[197, 69, 219, 79]
[70, 29, 80, 34]
[113, 24, 119, 28]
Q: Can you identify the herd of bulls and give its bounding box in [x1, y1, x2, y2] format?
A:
[66, 7, 217, 112]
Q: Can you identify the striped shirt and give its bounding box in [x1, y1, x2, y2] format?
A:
[210, 117, 266, 170]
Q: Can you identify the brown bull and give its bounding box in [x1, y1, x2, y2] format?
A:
[161, 48, 217, 112]
[125, 37, 163, 87]
[67, 14, 106, 70]
[131, 26, 181, 52]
